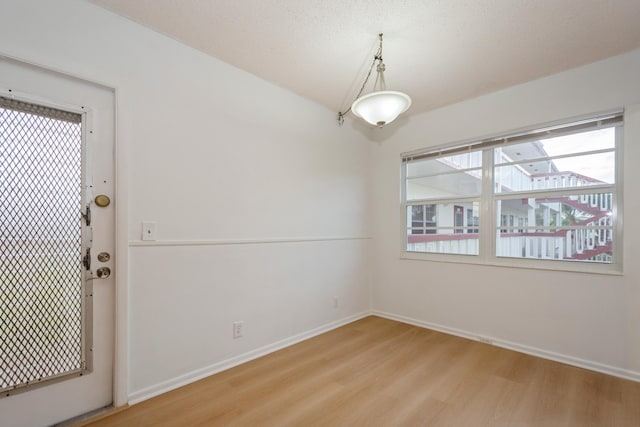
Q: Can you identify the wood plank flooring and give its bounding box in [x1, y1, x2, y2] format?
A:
[84, 316, 640, 426]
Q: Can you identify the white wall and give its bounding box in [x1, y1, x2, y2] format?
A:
[0, 0, 372, 423]
[371, 49, 640, 378]
[2, 0, 640, 425]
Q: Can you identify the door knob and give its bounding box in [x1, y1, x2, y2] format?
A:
[96, 267, 111, 279]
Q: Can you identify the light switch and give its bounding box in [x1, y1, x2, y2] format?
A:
[142, 221, 157, 241]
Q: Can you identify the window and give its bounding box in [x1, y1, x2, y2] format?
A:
[401, 112, 622, 271]
[0, 96, 89, 393]
[410, 204, 436, 234]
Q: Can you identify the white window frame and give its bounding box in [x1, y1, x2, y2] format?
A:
[400, 110, 624, 275]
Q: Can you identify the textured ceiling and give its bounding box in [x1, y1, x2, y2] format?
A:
[88, 0, 640, 117]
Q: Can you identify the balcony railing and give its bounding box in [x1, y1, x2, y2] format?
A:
[407, 180, 612, 262]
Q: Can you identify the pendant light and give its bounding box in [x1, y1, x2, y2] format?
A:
[338, 33, 411, 128]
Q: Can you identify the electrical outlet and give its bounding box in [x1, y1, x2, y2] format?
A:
[333, 296, 339, 308]
[233, 321, 244, 338]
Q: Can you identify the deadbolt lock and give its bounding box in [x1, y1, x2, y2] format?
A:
[97, 252, 111, 262]
[94, 194, 111, 207]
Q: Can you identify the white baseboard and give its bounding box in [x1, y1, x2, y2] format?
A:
[128, 311, 372, 405]
[372, 310, 640, 383]
[129, 309, 639, 405]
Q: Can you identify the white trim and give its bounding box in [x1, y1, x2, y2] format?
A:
[400, 113, 624, 275]
[400, 252, 623, 276]
[112, 88, 129, 408]
[127, 311, 372, 405]
[0, 87, 87, 115]
[613, 124, 624, 274]
[372, 310, 640, 383]
[128, 236, 371, 247]
[0, 52, 117, 92]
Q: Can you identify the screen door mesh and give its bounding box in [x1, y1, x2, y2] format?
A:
[0, 97, 85, 393]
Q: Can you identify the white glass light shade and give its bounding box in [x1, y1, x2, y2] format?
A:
[351, 90, 412, 127]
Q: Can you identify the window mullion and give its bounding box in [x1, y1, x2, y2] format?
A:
[493, 184, 616, 200]
[480, 148, 495, 262]
[406, 196, 480, 206]
[496, 147, 614, 168]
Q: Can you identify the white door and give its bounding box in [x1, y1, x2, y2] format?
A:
[0, 57, 115, 426]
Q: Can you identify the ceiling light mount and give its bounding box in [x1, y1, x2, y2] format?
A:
[338, 33, 411, 128]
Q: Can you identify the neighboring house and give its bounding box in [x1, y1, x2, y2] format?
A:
[407, 141, 613, 262]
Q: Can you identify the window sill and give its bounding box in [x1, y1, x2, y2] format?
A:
[400, 251, 623, 276]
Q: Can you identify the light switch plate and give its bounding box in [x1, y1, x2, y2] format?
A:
[142, 221, 157, 241]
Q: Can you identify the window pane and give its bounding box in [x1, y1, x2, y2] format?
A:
[495, 128, 615, 164]
[495, 152, 614, 193]
[407, 171, 482, 201]
[410, 204, 436, 234]
[495, 195, 613, 263]
[407, 151, 482, 178]
[0, 102, 85, 392]
[494, 127, 616, 194]
[411, 205, 424, 222]
[407, 202, 479, 255]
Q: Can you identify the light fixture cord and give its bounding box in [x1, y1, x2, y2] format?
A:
[373, 33, 386, 92]
[338, 33, 385, 126]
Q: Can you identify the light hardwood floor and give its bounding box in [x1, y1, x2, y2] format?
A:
[84, 316, 640, 426]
